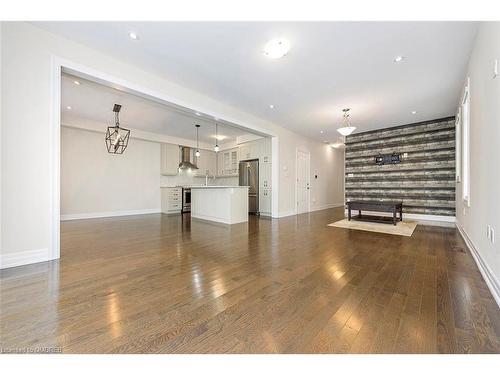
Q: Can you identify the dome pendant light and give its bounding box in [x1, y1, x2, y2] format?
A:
[195, 124, 201, 158]
[214, 122, 220, 152]
[337, 108, 356, 137]
[105, 104, 131, 154]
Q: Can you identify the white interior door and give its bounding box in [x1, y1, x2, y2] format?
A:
[296, 150, 310, 214]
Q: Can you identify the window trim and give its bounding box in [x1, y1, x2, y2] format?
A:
[455, 108, 461, 183]
[461, 78, 471, 207]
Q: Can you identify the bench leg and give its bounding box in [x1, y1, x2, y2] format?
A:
[358, 209, 361, 219]
[400, 207, 403, 222]
[348, 207, 351, 221]
[393, 209, 397, 225]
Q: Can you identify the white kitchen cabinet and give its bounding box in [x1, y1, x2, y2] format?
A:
[216, 151, 224, 176]
[259, 138, 272, 164]
[259, 162, 272, 189]
[229, 149, 239, 175]
[161, 187, 182, 214]
[160, 143, 180, 176]
[216, 147, 239, 176]
[239, 141, 261, 161]
[194, 150, 217, 177]
[239, 138, 272, 162]
[259, 188, 272, 216]
[239, 143, 251, 161]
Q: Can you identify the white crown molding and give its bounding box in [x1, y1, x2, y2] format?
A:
[456, 223, 500, 309]
[61, 120, 215, 150]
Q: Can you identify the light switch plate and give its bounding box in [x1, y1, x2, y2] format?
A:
[491, 227, 495, 243]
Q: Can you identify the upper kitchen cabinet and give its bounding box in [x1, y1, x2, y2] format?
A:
[217, 147, 239, 176]
[239, 138, 271, 163]
[160, 143, 180, 176]
[194, 149, 217, 177]
[239, 141, 261, 161]
[259, 138, 272, 164]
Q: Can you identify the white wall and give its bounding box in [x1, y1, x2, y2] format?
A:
[0, 22, 344, 266]
[61, 126, 161, 219]
[0, 22, 3, 257]
[456, 22, 500, 305]
[277, 130, 345, 216]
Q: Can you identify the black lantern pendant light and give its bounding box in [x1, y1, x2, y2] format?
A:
[195, 124, 201, 158]
[105, 104, 131, 154]
[214, 122, 220, 152]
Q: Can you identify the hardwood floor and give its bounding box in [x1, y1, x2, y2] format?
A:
[1, 207, 499, 353]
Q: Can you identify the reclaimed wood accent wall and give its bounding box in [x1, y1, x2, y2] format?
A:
[345, 117, 456, 217]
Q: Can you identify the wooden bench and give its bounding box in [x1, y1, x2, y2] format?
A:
[347, 200, 403, 226]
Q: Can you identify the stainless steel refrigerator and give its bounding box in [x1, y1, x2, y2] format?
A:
[239, 159, 259, 214]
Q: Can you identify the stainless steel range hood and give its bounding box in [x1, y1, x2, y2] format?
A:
[178, 146, 198, 170]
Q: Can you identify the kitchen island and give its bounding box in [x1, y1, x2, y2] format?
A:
[190, 186, 249, 224]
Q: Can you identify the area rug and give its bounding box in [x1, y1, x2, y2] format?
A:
[328, 219, 417, 237]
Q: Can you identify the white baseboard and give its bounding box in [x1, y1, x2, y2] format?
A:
[311, 202, 345, 212]
[343, 209, 455, 227]
[277, 210, 297, 218]
[0, 248, 50, 269]
[61, 208, 161, 221]
[277, 203, 344, 218]
[456, 223, 500, 309]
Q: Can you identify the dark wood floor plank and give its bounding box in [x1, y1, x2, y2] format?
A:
[1, 208, 499, 353]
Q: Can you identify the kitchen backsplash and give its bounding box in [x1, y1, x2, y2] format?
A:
[160, 173, 238, 187]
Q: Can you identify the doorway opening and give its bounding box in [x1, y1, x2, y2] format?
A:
[50, 58, 279, 261]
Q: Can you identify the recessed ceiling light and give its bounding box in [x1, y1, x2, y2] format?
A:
[411, 110, 417, 114]
[73, 80, 80, 85]
[393, 55, 405, 63]
[269, 104, 274, 109]
[128, 32, 139, 40]
[263, 38, 291, 59]
[66, 106, 72, 110]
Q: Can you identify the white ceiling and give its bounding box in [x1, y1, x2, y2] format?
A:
[61, 74, 252, 145]
[40, 22, 478, 141]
